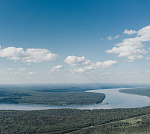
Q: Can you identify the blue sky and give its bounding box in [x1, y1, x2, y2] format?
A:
[0, 0, 150, 84]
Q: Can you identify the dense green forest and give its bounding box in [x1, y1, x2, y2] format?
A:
[120, 87, 150, 98]
[0, 106, 150, 134]
[0, 85, 105, 105]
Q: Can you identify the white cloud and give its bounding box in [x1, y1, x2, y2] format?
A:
[146, 57, 150, 60]
[28, 72, 37, 75]
[14, 72, 22, 75]
[114, 35, 120, 39]
[65, 56, 118, 73]
[74, 60, 118, 73]
[124, 29, 137, 35]
[6, 68, 14, 71]
[0, 47, 58, 63]
[74, 68, 86, 73]
[106, 25, 150, 62]
[19, 68, 27, 71]
[107, 35, 120, 40]
[64, 56, 91, 66]
[107, 36, 113, 40]
[51, 65, 63, 72]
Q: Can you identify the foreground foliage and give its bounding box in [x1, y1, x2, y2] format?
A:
[0, 106, 150, 133]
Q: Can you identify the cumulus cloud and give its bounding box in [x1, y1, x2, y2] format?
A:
[74, 60, 118, 73]
[124, 29, 137, 35]
[51, 65, 63, 72]
[107, 35, 120, 40]
[0, 47, 58, 63]
[64, 56, 91, 66]
[65, 56, 118, 73]
[106, 25, 150, 62]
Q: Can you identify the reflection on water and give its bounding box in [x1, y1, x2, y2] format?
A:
[0, 88, 150, 110]
[79, 88, 150, 109]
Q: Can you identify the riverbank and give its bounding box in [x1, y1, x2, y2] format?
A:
[0, 88, 150, 110]
[120, 87, 150, 98]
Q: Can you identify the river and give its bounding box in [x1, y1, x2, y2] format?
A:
[0, 88, 150, 110]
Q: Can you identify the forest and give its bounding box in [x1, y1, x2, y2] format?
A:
[0, 84, 149, 133]
[0, 106, 150, 133]
[120, 87, 150, 97]
[0, 85, 106, 105]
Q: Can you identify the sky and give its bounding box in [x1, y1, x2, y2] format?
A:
[0, 0, 150, 84]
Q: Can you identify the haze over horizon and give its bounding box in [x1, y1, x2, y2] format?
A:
[0, 0, 150, 84]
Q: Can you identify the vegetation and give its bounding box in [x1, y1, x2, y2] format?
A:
[0, 85, 149, 133]
[0, 85, 105, 105]
[120, 87, 150, 97]
[0, 106, 150, 133]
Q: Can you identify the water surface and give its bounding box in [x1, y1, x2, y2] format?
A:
[0, 88, 150, 110]
[79, 88, 150, 109]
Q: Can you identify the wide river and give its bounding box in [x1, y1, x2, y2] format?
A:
[1, 88, 150, 110]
